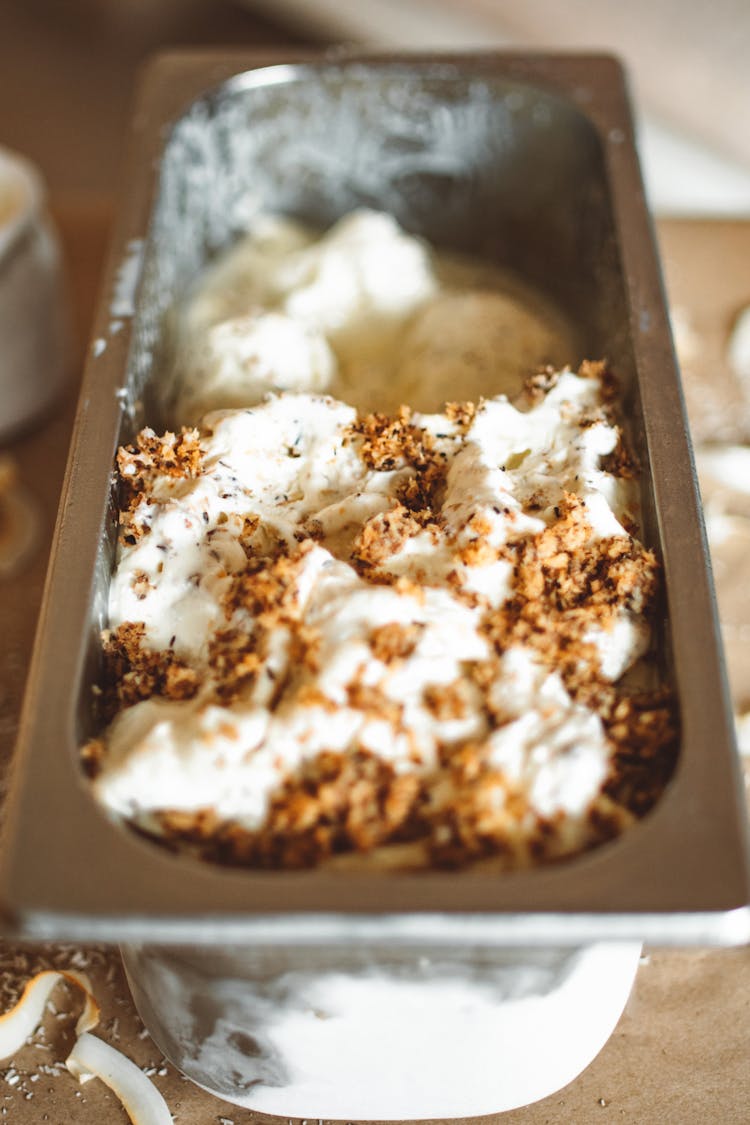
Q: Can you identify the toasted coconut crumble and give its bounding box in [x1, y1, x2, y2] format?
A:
[344, 405, 436, 471]
[351, 504, 423, 570]
[601, 687, 679, 817]
[444, 400, 478, 431]
[206, 627, 264, 703]
[369, 622, 423, 664]
[395, 461, 448, 523]
[423, 681, 470, 721]
[117, 427, 203, 487]
[347, 680, 404, 727]
[200, 751, 425, 869]
[117, 427, 204, 546]
[130, 570, 154, 600]
[80, 737, 105, 779]
[601, 430, 641, 479]
[222, 540, 314, 624]
[98, 622, 200, 721]
[516, 364, 564, 407]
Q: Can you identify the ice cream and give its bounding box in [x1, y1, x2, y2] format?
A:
[168, 210, 578, 419]
[83, 211, 676, 868]
[88, 354, 675, 867]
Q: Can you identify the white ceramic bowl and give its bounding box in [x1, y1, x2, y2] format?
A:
[0, 146, 69, 441]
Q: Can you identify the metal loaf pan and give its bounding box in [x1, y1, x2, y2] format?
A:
[2, 51, 748, 946]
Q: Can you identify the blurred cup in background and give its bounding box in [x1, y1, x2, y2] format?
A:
[0, 146, 70, 442]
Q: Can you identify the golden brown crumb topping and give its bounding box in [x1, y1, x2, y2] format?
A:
[93, 359, 679, 870]
[517, 364, 564, 407]
[351, 503, 423, 570]
[395, 461, 448, 524]
[369, 621, 423, 664]
[117, 427, 204, 546]
[427, 741, 533, 866]
[207, 543, 323, 704]
[347, 680, 404, 727]
[344, 405, 436, 471]
[130, 570, 154, 600]
[99, 621, 200, 721]
[601, 431, 641, 479]
[482, 493, 660, 692]
[601, 687, 678, 817]
[444, 400, 478, 431]
[222, 539, 314, 624]
[117, 427, 204, 486]
[194, 750, 424, 868]
[80, 736, 105, 779]
[346, 403, 451, 526]
[206, 627, 264, 704]
[148, 729, 653, 871]
[423, 680, 470, 721]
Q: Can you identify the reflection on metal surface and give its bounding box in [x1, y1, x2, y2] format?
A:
[121, 940, 641, 1117]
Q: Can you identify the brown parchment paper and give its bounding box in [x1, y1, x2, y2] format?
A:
[0, 209, 748, 1124]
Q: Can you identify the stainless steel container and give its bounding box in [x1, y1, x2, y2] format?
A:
[1, 51, 748, 945]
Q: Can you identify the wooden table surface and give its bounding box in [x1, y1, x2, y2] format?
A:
[0, 205, 748, 1124]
